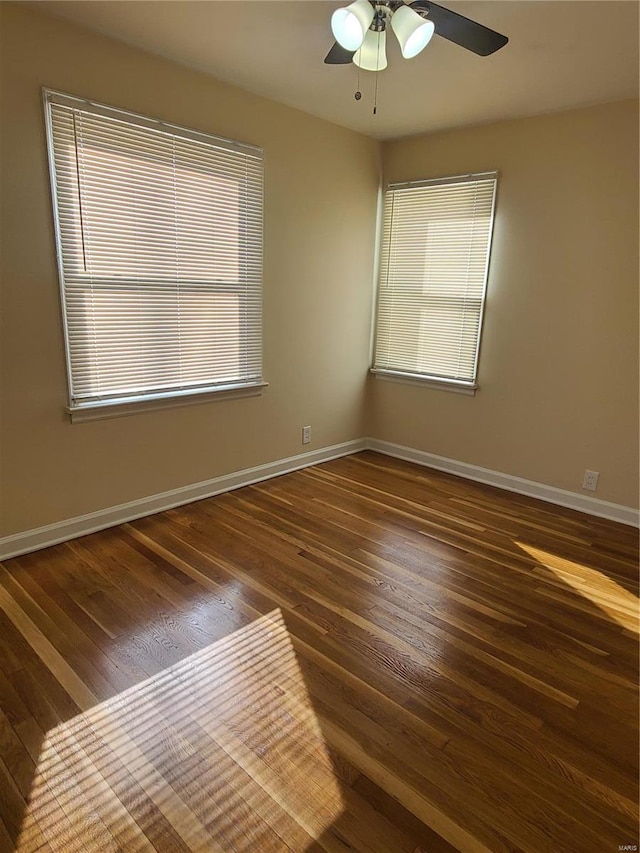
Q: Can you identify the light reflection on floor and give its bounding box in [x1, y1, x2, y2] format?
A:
[16, 609, 344, 852]
[517, 542, 639, 632]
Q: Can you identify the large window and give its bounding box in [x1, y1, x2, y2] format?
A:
[372, 172, 497, 392]
[44, 90, 264, 419]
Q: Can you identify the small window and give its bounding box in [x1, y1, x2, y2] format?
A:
[44, 90, 264, 417]
[372, 172, 497, 391]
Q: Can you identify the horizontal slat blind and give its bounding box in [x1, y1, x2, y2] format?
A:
[44, 90, 263, 408]
[374, 174, 497, 384]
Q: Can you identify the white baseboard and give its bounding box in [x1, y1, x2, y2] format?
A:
[2, 435, 636, 560]
[0, 439, 367, 560]
[366, 438, 639, 528]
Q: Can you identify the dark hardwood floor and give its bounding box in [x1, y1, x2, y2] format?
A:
[0, 451, 637, 852]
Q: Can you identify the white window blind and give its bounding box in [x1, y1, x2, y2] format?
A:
[44, 90, 264, 412]
[373, 172, 497, 387]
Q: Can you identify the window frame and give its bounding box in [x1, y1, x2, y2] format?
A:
[370, 171, 498, 395]
[43, 89, 266, 422]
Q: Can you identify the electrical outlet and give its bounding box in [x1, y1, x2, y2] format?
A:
[302, 425, 311, 445]
[582, 470, 599, 492]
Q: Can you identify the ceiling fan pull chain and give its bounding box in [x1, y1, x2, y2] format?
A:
[355, 64, 362, 101]
[373, 32, 380, 115]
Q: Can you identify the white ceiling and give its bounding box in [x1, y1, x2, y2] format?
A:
[36, 0, 639, 140]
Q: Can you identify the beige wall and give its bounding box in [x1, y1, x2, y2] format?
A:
[1, 5, 638, 540]
[0, 3, 380, 536]
[371, 100, 639, 508]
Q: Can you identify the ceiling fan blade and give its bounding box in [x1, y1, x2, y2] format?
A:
[410, 1, 508, 56]
[324, 42, 355, 64]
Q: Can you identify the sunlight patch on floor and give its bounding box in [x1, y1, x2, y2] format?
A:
[517, 542, 639, 632]
[16, 609, 344, 852]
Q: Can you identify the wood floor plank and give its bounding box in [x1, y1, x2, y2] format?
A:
[0, 450, 637, 852]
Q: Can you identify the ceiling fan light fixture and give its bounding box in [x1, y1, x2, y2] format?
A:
[353, 28, 388, 71]
[391, 5, 435, 58]
[331, 0, 375, 51]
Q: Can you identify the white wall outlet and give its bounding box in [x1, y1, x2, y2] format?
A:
[302, 425, 311, 445]
[582, 470, 599, 492]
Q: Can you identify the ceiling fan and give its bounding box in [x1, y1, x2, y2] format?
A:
[325, 0, 508, 70]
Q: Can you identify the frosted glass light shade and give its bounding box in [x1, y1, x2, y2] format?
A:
[391, 5, 435, 58]
[331, 0, 375, 51]
[353, 29, 387, 71]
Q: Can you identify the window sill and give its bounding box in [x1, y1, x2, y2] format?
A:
[370, 369, 477, 396]
[67, 381, 268, 423]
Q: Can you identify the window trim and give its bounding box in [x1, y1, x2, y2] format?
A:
[370, 368, 477, 396]
[371, 170, 498, 392]
[43, 89, 262, 159]
[42, 88, 265, 421]
[67, 381, 269, 423]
